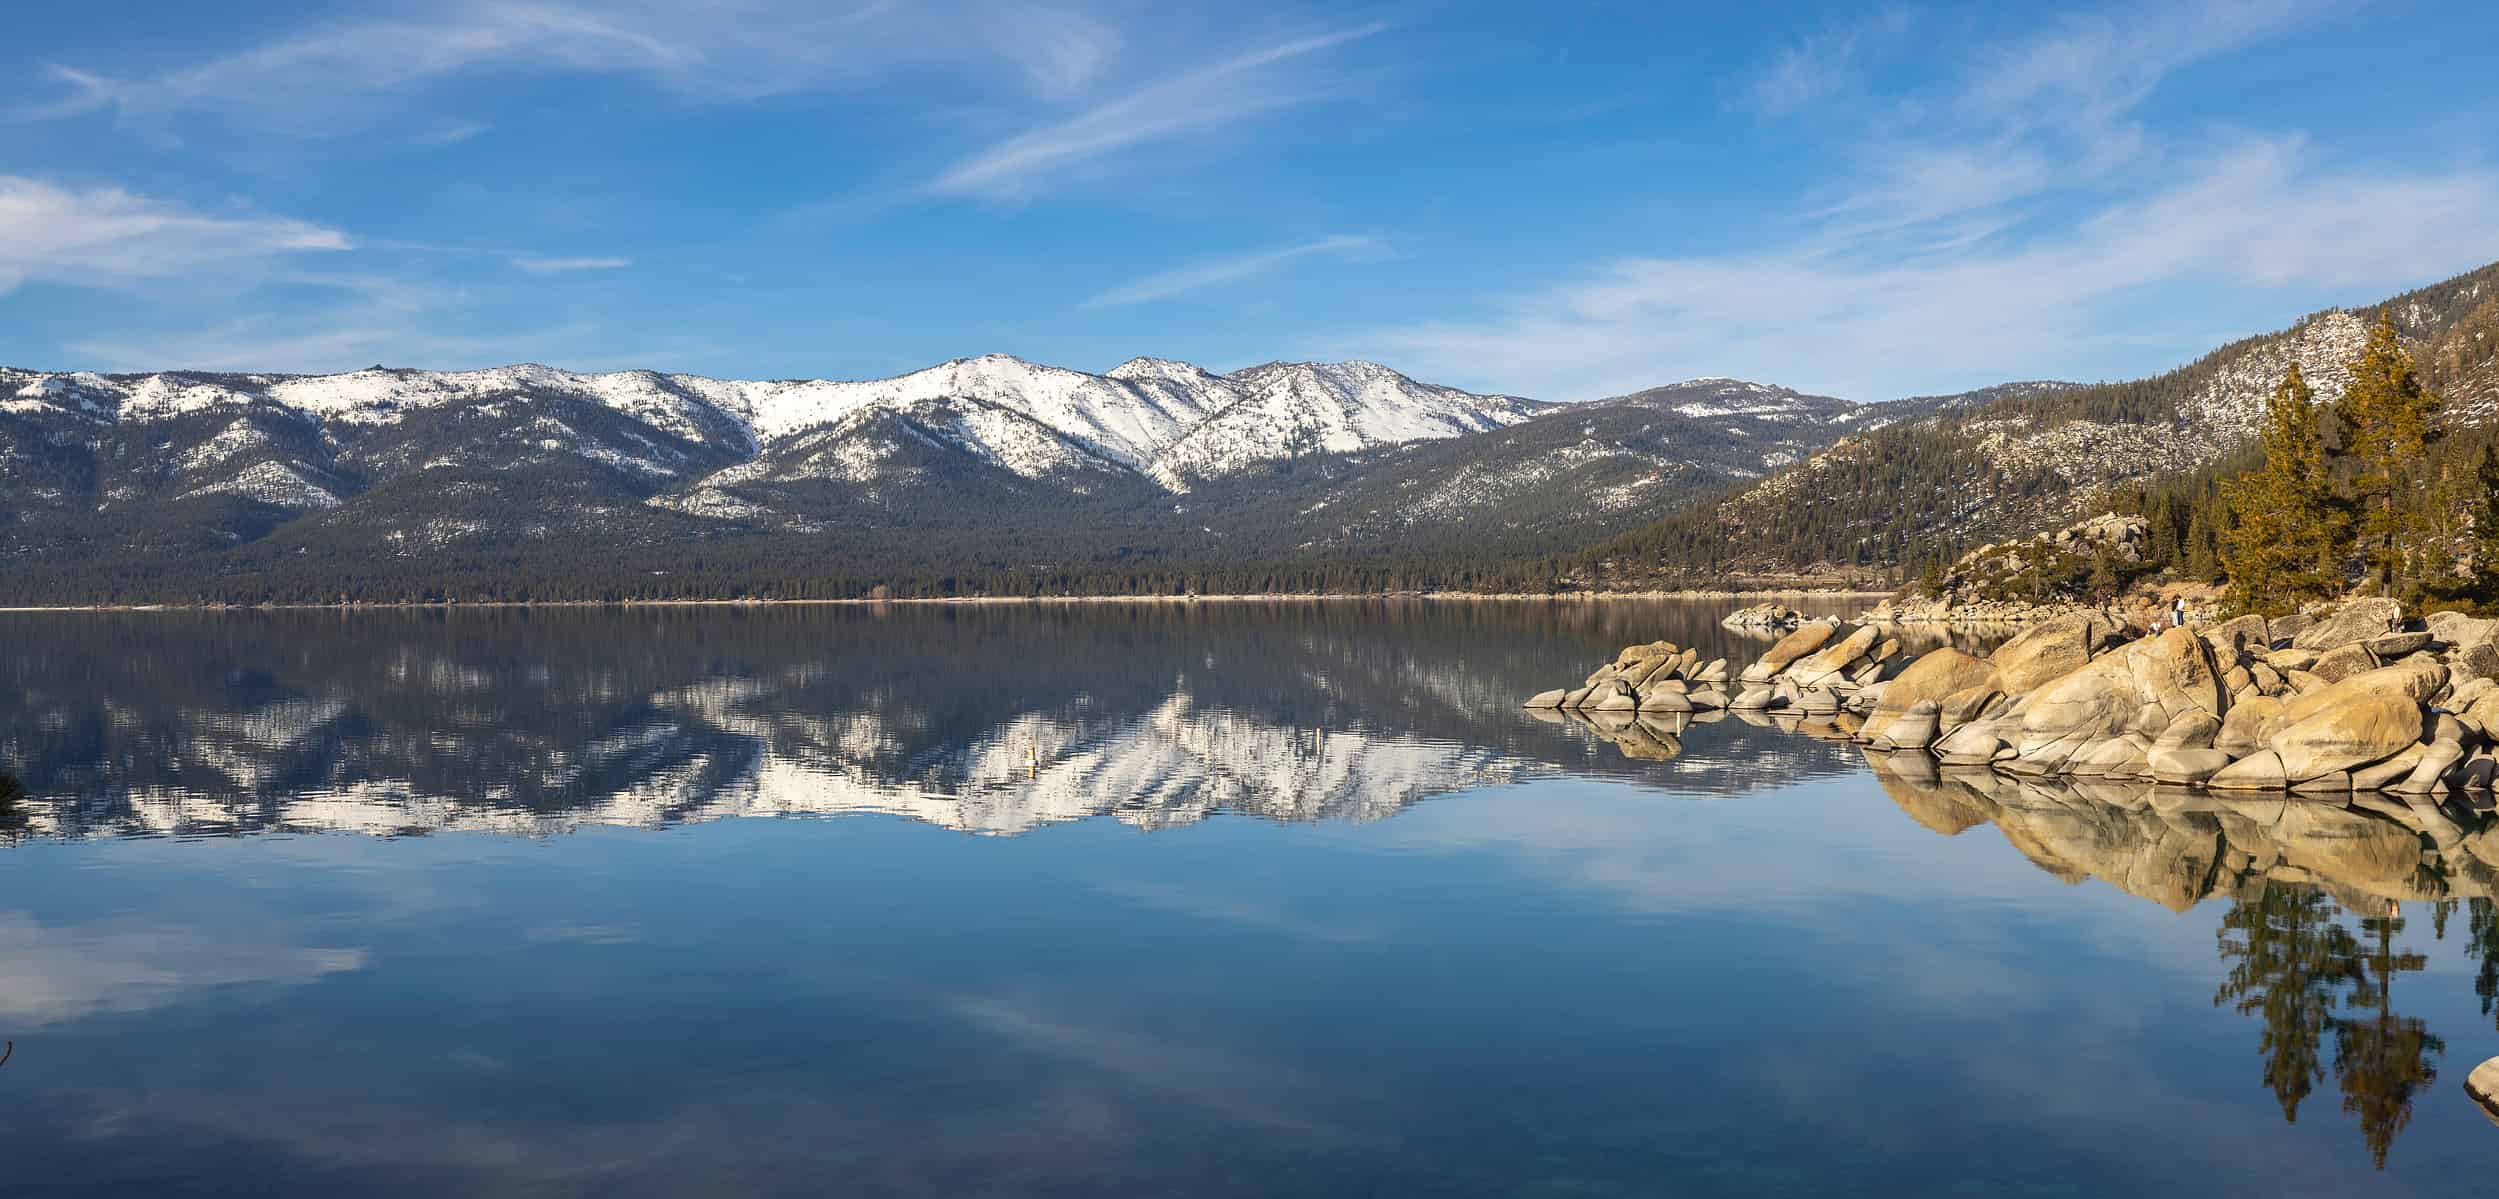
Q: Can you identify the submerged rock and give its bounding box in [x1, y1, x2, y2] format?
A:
[1721, 602, 1803, 630]
[2470, 1058, 2499, 1125]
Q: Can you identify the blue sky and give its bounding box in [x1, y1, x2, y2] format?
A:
[4, 0, 2496, 400]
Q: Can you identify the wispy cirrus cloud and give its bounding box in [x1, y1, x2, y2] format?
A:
[0, 175, 348, 296]
[1818, 0, 2337, 231]
[1361, 0, 2448, 401]
[1084, 235, 1381, 308]
[1367, 137, 2499, 401]
[512, 255, 632, 274]
[1746, 6, 1915, 117]
[17, 0, 1128, 131]
[927, 22, 1388, 200]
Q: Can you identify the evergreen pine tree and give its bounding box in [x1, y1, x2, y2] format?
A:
[2414, 457, 2478, 603]
[2339, 312, 2443, 595]
[2462, 444, 2499, 607]
[2221, 363, 2346, 614]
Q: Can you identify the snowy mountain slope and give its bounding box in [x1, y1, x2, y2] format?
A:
[1723, 311, 2389, 543]
[1167, 376, 2035, 561]
[649, 395, 1155, 531]
[0, 333, 2152, 600]
[1586, 259, 2499, 581]
[1142, 360, 1552, 487]
[697, 354, 1221, 468]
[1, 352, 1590, 582]
[0, 354, 1547, 494]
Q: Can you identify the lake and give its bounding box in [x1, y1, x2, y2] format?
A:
[2, 601, 2495, 1196]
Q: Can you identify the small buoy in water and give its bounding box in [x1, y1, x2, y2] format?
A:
[2469, 1057, 2499, 1127]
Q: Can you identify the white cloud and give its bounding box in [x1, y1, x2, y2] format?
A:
[928, 22, 1387, 200]
[1741, 0, 2340, 241]
[0, 910, 366, 1029]
[1084, 235, 1381, 308]
[1365, 138, 2499, 401]
[0, 175, 349, 296]
[1747, 7, 1915, 117]
[1355, 0, 2485, 402]
[512, 255, 633, 274]
[21, 0, 1128, 130]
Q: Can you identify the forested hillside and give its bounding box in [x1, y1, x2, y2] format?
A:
[1579, 260, 2499, 589]
[8, 260, 2496, 604]
[0, 360, 1990, 603]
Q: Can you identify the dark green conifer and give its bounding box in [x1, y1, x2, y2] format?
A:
[2339, 312, 2443, 594]
[2221, 363, 2346, 614]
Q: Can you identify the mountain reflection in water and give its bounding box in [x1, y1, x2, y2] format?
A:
[4, 602, 2498, 1191]
[0, 602, 1912, 841]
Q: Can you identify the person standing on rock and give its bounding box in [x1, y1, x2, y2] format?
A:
[2169, 596, 2188, 630]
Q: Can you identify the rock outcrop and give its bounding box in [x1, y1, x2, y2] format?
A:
[1530, 596, 2499, 797]
[1721, 603, 1804, 631]
[1524, 638, 1734, 717]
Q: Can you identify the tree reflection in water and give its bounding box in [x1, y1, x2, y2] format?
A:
[2469, 898, 2499, 1033]
[2212, 886, 2448, 1167]
[1861, 752, 2498, 1170]
[2213, 884, 2360, 1124]
[2332, 909, 2443, 1169]
[0, 770, 26, 841]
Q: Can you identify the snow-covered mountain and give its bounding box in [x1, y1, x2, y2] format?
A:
[0, 353, 1549, 495]
[0, 349, 2030, 600]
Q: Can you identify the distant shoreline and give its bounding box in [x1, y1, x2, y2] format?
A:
[0, 589, 1894, 614]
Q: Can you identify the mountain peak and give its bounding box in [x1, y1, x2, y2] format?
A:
[1105, 356, 1217, 382]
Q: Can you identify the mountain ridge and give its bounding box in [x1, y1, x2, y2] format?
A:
[67, 301, 2485, 603]
[1579, 259, 2499, 585]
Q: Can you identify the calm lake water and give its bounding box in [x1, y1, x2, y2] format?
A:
[2, 601, 2495, 1196]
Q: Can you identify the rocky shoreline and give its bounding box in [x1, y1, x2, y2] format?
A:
[1530, 597, 2499, 796]
[1854, 595, 2130, 626]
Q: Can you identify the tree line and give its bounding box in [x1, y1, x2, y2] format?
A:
[2213, 312, 2497, 614]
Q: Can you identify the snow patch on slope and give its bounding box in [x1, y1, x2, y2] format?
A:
[178, 461, 343, 511]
